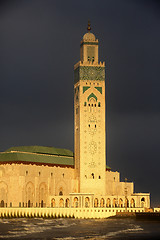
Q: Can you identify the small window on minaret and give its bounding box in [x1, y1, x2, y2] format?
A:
[99, 176, 101, 179]
[95, 125, 96, 128]
[89, 124, 90, 127]
[98, 102, 101, 107]
[92, 57, 94, 63]
[88, 56, 90, 62]
[85, 175, 87, 179]
[95, 104, 96, 107]
[88, 104, 90, 106]
[92, 104, 93, 107]
[84, 102, 87, 106]
[91, 173, 94, 179]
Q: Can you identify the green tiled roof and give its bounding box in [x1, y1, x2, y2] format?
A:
[6, 146, 73, 157]
[0, 146, 74, 167]
[0, 152, 74, 167]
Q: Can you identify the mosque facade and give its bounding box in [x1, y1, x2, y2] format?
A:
[0, 26, 150, 216]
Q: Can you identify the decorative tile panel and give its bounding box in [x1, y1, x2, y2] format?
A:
[83, 86, 90, 93]
[95, 87, 102, 94]
[74, 66, 105, 83]
[88, 93, 97, 102]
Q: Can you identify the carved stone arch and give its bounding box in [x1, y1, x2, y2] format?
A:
[51, 198, 56, 207]
[26, 181, 35, 207]
[73, 197, 79, 208]
[141, 197, 145, 208]
[0, 181, 8, 207]
[113, 198, 117, 207]
[94, 198, 98, 207]
[65, 198, 70, 208]
[88, 93, 97, 102]
[100, 198, 105, 207]
[125, 198, 129, 208]
[119, 198, 123, 208]
[56, 181, 67, 196]
[131, 198, 135, 208]
[85, 197, 90, 208]
[59, 198, 64, 208]
[39, 182, 47, 207]
[106, 198, 111, 207]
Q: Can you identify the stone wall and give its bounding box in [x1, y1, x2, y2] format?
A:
[0, 207, 146, 219]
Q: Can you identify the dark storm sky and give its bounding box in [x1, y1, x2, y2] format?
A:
[0, 0, 160, 206]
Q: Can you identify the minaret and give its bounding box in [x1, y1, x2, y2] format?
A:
[74, 22, 106, 195]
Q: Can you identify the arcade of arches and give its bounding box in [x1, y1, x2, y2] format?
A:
[49, 196, 147, 208]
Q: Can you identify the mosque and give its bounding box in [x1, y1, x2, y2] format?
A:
[0, 23, 150, 213]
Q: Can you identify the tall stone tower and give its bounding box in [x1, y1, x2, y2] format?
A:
[74, 22, 106, 195]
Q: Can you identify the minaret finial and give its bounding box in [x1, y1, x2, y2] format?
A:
[87, 20, 91, 32]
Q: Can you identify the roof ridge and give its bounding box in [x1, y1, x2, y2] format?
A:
[8, 150, 73, 158]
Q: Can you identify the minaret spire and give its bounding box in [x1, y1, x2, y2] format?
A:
[87, 20, 91, 32]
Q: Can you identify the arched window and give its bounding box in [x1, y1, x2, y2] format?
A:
[65, 198, 70, 208]
[100, 198, 105, 207]
[59, 198, 64, 208]
[51, 198, 55, 208]
[141, 197, 145, 208]
[85, 197, 90, 208]
[113, 198, 117, 207]
[91, 173, 94, 179]
[94, 198, 98, 207]
[106, 198, 111, 207]
[0, 200, 4, 208]
[131, 198, 135, 208]
[125, 198, 129, 208]
[119, 198, 123, 208]
[59, 191, 63, 196]
[74, 197, 78, 208]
